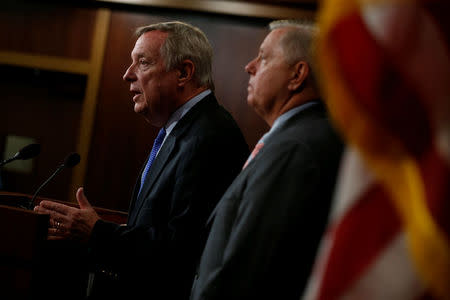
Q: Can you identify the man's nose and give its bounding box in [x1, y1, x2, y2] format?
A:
[245, 59, 256, 74]
[123, 65, 136, 82]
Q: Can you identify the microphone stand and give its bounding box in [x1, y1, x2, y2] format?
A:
[27, 164, 65, 210]
[0, 156, 18, 167]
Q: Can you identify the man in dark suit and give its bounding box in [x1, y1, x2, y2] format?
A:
[190, 20, 343, 300]
[34, 21, 248, 299]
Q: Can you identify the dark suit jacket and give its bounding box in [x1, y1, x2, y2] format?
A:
[190, 102, 343, 300]
[87, 94, 249, 299]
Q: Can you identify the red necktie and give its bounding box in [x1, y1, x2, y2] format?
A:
[242, 141, 264, 169]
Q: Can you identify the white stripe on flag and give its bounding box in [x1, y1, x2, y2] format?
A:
[302, 148, 376, 300]
[342, 233, 425, 300]
[329, 147, 375, 223]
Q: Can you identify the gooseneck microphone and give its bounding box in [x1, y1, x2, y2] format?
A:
[0, 143, 41, 167]
[27, 152, 80, 209]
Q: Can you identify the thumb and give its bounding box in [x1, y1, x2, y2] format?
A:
[76, 187, 92, 209]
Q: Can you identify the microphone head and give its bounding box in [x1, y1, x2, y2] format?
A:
[63, 152, 80, 168]
[15, 143, 41, 160]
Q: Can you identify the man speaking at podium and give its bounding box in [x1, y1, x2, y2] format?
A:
[34, 21, 248, 299]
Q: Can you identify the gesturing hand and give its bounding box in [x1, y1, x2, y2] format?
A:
[34, 187, 100, 243]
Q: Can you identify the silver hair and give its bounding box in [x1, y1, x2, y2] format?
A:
[136, 21, 215, 91]
[269, 19, 318, 87]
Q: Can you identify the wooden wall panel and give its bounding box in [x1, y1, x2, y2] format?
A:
[0, 5, 96, 201]
[95, 0, 316, 19]
[0, 66, 85, 199]
[0, 5, 96, 59]
[206, 21, 270, 146]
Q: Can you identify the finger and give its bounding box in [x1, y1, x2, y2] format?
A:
[49, 221, 66, 231]
[47, 229, 66, 240]
[39, 200, 71, 216]
[76, 187, 92, 209]
[34, 205, 63, 220]
[34, 204, 54, 215]
[34, 205, 47, 214]
[47, 222, 69, 235]
[35, 206, 70, 230]
[48, 235, 66, 241]
[48, 227, 61, 235]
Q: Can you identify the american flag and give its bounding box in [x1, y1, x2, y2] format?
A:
[302, 0, 450, 299]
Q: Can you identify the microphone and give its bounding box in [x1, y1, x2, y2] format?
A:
[26, 152, 80, 210]
[0, 143, 41, 167]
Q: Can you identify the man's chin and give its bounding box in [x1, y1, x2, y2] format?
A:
[246, 97, 255, 108]
[134, 104, 146, 114]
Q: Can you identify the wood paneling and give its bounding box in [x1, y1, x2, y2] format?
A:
[0, 66, 85, 199]
[0, 5, 96, 60]
[0, 5, 98, 202]
[70, 9, 111, 202]
[95, 0, 316, 19]
[0, 6, 110, 204]
[206, 21, 270, 147]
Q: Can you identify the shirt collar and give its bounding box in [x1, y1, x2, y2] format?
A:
[260, 100, 320, 143]
[164, 89, 211, 136]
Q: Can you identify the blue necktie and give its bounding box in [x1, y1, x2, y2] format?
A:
[138, 127, 167, 195]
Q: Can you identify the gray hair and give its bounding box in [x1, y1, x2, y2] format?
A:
[269, 19, 318, 87]
[136, 21, 215, 91]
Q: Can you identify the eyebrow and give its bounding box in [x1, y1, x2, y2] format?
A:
[134, 53, 145, 58]
[130, 52, 145, 61]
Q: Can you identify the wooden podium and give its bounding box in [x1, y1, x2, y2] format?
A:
[0, 192, 128, 299]
[0, 204, 48, 299]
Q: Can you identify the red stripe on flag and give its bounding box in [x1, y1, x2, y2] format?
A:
[330, 12, 432, 157]
[318, 183, 401, 300]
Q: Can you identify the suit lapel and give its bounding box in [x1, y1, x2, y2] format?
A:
[206, 202, 219, 226]
[127, 94, 218, 226]
[128, 135, 176, 226]
[127, 157, 147, 224]
[204, 101, 326, 228]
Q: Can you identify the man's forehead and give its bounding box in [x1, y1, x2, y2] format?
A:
[132, 30, 168, 55]
[140, 29, 168, 42]
[260, 28, 286, 53]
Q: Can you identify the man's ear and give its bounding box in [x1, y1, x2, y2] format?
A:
[288, 61, 309, 91]
[177, 59, 195, 86]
